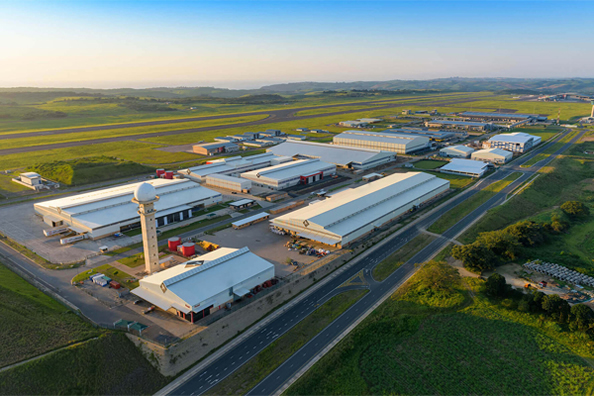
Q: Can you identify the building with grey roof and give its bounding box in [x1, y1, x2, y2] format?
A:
[333, 130, 430, 154]
[241, 159, 336, 190]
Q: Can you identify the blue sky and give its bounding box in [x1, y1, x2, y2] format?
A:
[0, 0, 592, 88]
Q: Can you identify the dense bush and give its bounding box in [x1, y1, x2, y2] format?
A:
[561, 200, 590, 218]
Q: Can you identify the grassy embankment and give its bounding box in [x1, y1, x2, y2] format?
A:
[204, 289, 368, 396]
[520, 129, 579, 168]
[459, 138, 594, 274]
[372, 234, 435, 281]
[287, 262, 594, 395]
[71, 263, 138, 289]
[427, 172, 523, 234]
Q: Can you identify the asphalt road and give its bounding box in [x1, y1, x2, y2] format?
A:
[165, 128, 580, 396]
[0, 94, 495, 156]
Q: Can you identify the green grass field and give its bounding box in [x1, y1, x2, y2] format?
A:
[0, 263, 100, 368]
[0, 332, 167, 395]
[413, 159, 447, 169]
[428, 172, 522, 234]
[205, 289, 368, 396]
[287, 263, 594, 396]
[72, 264, 138, 289]
[428, 171, 476, 189]
[372, 234, 435, 281]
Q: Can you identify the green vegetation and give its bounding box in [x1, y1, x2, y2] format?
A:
[205, 289, 368, 396]
[413, 159, 447, 169]
[372, 234, 435, 281]
[0, 263, 100, 368]
[117, 252, 145, 268]
[426, 170, 476, 189]
[28, 156, 154, 186]
[0, 332, 167, 395]
[287, 261, 594, 396]
[72, 264, 138, 289]
[521, 153, 548, 168]
[428, 172, 523, 234]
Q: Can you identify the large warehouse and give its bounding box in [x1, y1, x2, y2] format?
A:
[458, 111, 547, 123]
[333, 130, 430, 154]
[34, 179, 222, 239]
[241, 159, 336, 190]
[179, 153, 290, 182]
[193, 142, 239, 156]
[440, 145, 475, 158]
[471, 148, 513, 164]
[483, 132, 542, 153]
[205, 173, 252, 192]
[440, 159, 490, 177]
[131, 247, 274, 323]
[425, 119, 491, 132]
[267, 141, 395, 170]
[270, 172, 450, 247]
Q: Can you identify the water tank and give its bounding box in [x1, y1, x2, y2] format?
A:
[156, 169, 165, 177]
[181, 242, 195, 257]
[168, 237, 181, 252]
[165, 171, 174, 180]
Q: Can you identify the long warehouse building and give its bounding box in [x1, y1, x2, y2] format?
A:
[241, 159, 336, 190]
[267, 140, 395, 170]
[34, 179, 222, 239]
[333, 130, 430, 154]
[270, 172, 450, 247]
[483, 132, 542, 153]
[471, 148, 513, 164]
[440, 158, 490, 177]
[132, 247, 274, 323]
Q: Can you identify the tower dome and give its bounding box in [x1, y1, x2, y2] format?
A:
[134, 182, 157, 202]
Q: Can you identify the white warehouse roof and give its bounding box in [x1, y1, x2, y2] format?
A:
[489, 132, 542, 145]
[241, 159, 334, 184]
[179, 152, 279, 180]
[132, 247, 274, 314]
[334, 130, 430, 153]
[440, 145, 475, 156]
[271, 172, 450, 246]
[471, 148, 513, 162]
[267, 140, 394, 168]
[34, 179, 221, 236]
[440, 159, 489, 177]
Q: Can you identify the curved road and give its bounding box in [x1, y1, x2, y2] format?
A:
[162, 129, 579, 396]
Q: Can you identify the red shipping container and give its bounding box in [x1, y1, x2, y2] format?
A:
[109, 281, 121, 289]
[165, 171, 174, 179]
[156, 169, 165, 177]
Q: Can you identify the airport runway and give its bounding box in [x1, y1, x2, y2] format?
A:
[163, 129, 579, 396]
[0, 94, 496, 156]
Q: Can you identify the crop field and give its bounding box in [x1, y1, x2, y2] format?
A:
[0, 332, 167, 395]
[372, 234, 435, 281]
[413, 159, 447, 169]
[0, 263, 100, 368]
[428, 172, 522, 234]
[205, 289, 368, 396]
[287, 263, 594, 396]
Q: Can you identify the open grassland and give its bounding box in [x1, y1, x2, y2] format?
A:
[0, 333, 167, 395]
[28, 156, 154, 186]
[0, 141, 198, 170]
[0, 173, 31, 194]
[372, 234, 435, 281]
[520, 129, 576, 168]
[0, 114, 269, 149]
[287, 263, 594, 396]
[0, 263, 100, 368]
[205, 289, 368, 396]
[428, 171, 476, 189]
[428, 172, 522, 234]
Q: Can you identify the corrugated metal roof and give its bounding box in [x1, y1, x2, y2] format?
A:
[441, 159, 489, 174]
[440, 145, 475, 154]
[232, 212, 269, 227]
[489, 132, 538, 144]
[472, 148, 513, 158]
[428, 120, 489, 127]
[460, 111, 533, 119]
[241, 159, 335, 182]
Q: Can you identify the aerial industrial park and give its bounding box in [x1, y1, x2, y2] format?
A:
[2, 1, 594, 395]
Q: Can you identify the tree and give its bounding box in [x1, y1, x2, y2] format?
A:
[505, 221, 547, 247]
[542, 294, 571, 323]
[451, 243, 497, 273]
[485, 273, 507, 297]
[475, 230, 521, 261]
[569, 304, 594, 331]
[561, 201, 590, 218]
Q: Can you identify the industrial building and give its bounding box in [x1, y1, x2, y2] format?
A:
[440, 159, 490, 177]
[193, 142, 240, 156]
[131, 247, 275, 323]
[483, 132, 542, 153]
[205, 173, 252, 192]
[34, 179, 222, 239]
[179, 153, 290, 182]
[425, 119, 491, 132]
[471, 148, 513, 164]
[241, 159, 336, 190]
[358, 118, 383, 124]
[270, 172, 450, 247]
[458, 111, 547, 123]
[267, 140, 395, 170]
[339, 120, 368, 128]
[440, 145, 475, 158]
[384, 129, 456, 141]
[333, 130, 430, 154]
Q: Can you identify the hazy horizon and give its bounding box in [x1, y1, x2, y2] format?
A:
[1, 0, 593, 88]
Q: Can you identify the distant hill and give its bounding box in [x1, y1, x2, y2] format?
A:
[2, 78, 594, 98]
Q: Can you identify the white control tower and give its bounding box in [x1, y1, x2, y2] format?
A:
[132, 183, 160, 274]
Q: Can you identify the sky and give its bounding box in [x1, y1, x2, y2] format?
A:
[0, 0, 593, 89]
